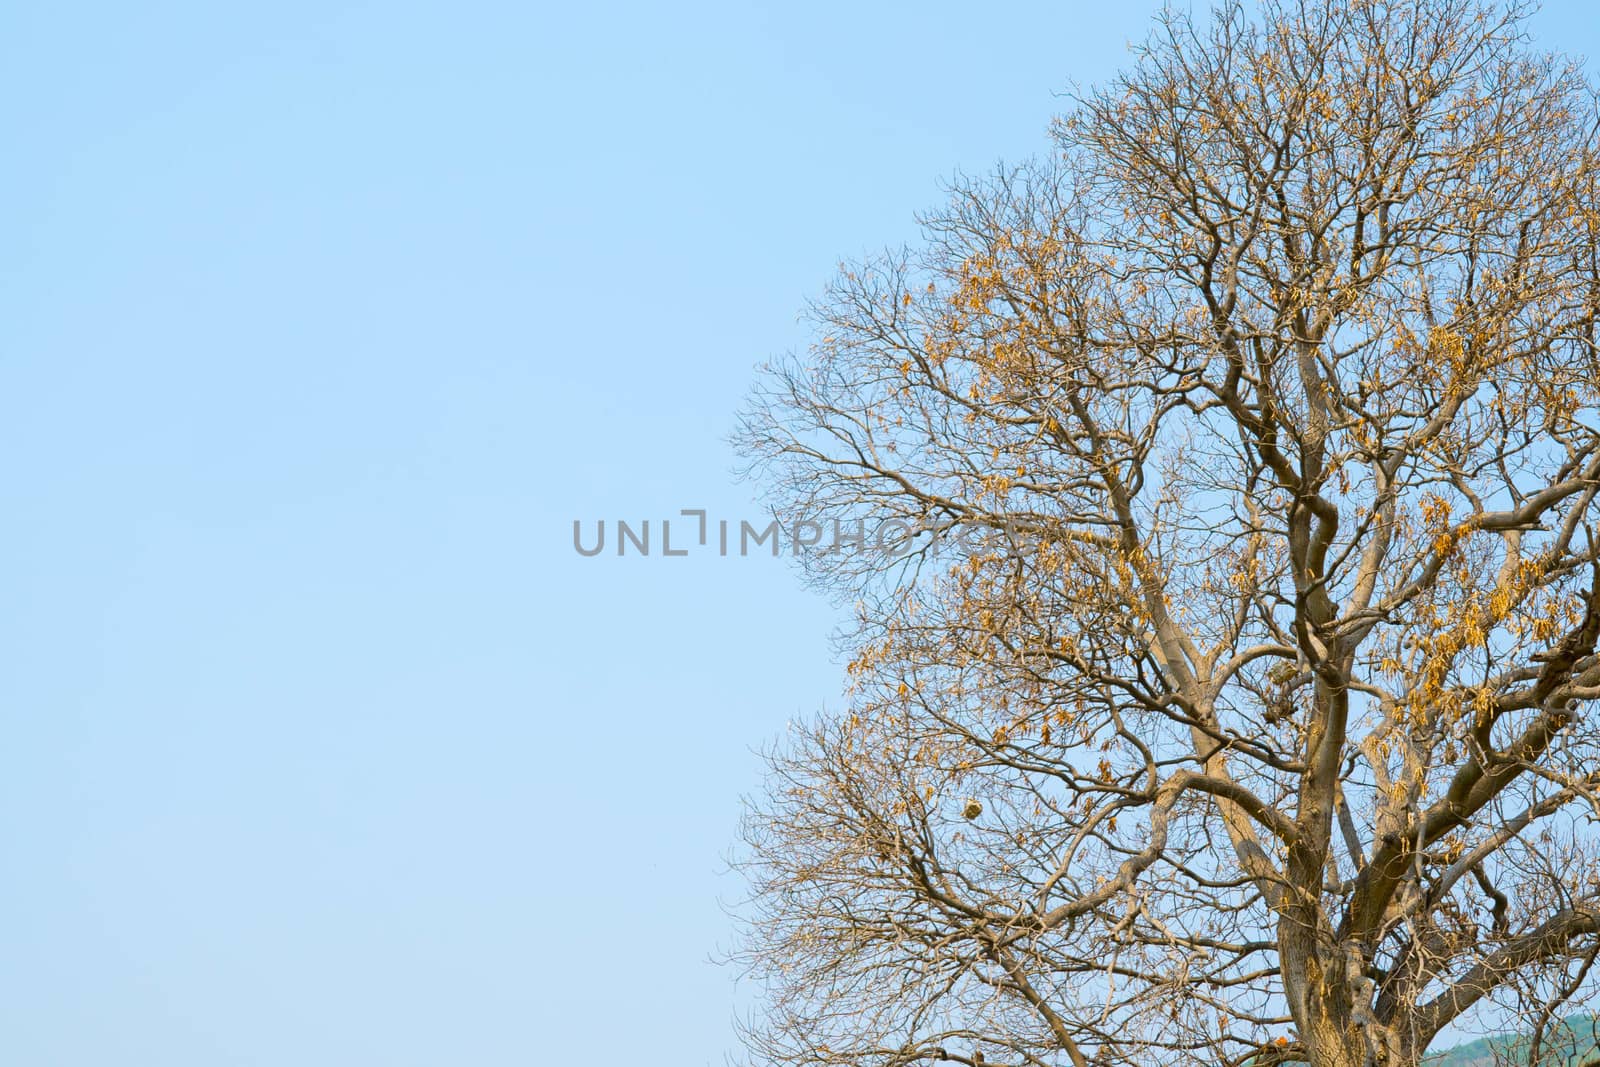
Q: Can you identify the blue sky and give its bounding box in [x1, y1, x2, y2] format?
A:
[2, 2, 1597, 1064]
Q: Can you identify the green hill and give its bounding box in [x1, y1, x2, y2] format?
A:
[1428, 1016, 1600, 1067]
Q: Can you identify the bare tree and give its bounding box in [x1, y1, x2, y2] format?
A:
[730, 2, 1600, 1066]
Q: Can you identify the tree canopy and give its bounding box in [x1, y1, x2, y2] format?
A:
[732, 2, 1600, 1066]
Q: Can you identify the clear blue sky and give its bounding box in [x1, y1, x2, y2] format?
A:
[2, 2, 1596, 1064]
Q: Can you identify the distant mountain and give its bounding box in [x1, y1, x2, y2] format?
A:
[1427, 1016, 1600, 1067]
